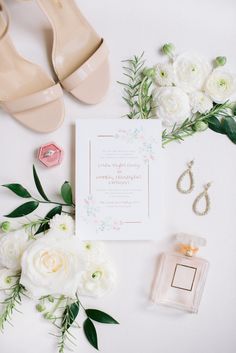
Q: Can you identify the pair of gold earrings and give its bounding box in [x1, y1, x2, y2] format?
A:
[176, 160, 211, 216]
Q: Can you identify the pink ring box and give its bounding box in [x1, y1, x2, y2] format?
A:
[38, 142, 64, 168]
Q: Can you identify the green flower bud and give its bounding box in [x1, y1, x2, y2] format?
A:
[193, 121, 208, 132]
[162, 43, 175, 57]
[1, 221, 11, 233]
[142, 67, 156, 79]
[36, 304, 46, 313]
[43, 312, 53, 320]
[48, 295, 54, 303]
[5, 276, 12, 285]
[215, 56, 227, 67]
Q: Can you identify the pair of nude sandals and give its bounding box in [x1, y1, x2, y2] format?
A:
[0, 0, 109, 133]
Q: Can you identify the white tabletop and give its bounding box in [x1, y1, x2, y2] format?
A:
[0, 0, 236, 352]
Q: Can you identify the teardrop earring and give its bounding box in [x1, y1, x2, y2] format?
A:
[192, 183, 211, 216]
[176, 160, 194, 194]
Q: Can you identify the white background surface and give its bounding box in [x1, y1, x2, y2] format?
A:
[0, 0, 236, 352]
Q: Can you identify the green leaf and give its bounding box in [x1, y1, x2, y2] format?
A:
[4, 201, 39, 218]
[33, 165, 49, 201]
[83, 318, 98, 350]
[62, 302, 80, 331]
[34, 205, 62, 235]
[45, 205, 62, 220]
[2, 183, 31, 198]
[61, 182, 73, 205]
[222, 117, 236, 144]
[207, 116, 225, 134]
[34, 222, 48, 236]
[86, 309, 119, 324]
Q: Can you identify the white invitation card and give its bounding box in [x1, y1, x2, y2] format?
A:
[76, 119, 162, 240]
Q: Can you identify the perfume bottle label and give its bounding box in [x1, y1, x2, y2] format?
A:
[171, 264, 197, 291]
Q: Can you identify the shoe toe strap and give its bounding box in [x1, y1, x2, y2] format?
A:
[61, 39, 109, 92]
[3, 83, 63, 113]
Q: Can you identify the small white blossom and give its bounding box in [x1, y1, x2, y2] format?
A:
[154, 86, 191, 126]
[81, 241, 106, 262]
[189, 91, 213, 114]
[77, 260, 116, 298]
[174, 52, 211, 93]
[0, 229, 31, 271]
[155, 63, 175, 87]
[205, 68, 236, 103]
[49, 214, 75, 235]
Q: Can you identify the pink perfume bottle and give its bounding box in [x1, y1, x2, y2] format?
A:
[151, 233, 209, 313]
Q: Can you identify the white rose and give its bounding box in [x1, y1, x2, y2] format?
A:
[20, 233, 85, 298]
[189, 91, 213, 114]
[155, 63, 175, 87]
[0, 269, 17, 290]
[155, 86, 191, 125]
[77, 261, 116, 298]
[205, 68, 236, 103]
[49, 214, 75, 235]
[0, 229, 30, 270]
[174, 53, 211, 93]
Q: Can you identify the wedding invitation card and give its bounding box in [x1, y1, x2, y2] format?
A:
[76, 119, 162, 240]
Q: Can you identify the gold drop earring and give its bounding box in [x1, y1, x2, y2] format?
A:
[192, 183, 211, 216]
[176, 160, 194, 194]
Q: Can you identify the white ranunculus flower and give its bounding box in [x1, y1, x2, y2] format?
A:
[0, 269, 17, 290]
[49, 214, 75, 235]
[155, 63, 175, 87]
[0, 229, 31, 270]
[189, 91, 213, 114]
[155, 86, 191, 125]
[77, 261, 116, 298]
[81, 241, 106, 262]
[205, 68, 236, 103]
[20, 233, 85, 298]
[174, 53, 211, 93]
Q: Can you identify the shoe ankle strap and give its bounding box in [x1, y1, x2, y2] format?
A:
[0, 1, 9, 40]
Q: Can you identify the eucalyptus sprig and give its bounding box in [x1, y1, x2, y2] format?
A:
[59, 299, 119, 352]
[23, 217, 56, 238]
[162, 101, 236, 145]
[58, 299, 79, 353]
[2, 165, 74, 235]
[162, 117, 202, 146]
[36, 296, 119, 353]
[118, 53, 156, 119]
[0, 273, 25, 331]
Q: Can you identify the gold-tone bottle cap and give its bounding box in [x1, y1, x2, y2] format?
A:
[179, 244, 199, 257]
[176, 233, 207, 257]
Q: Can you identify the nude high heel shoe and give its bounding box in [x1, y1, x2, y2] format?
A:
[36, 0, 110, 105]
[0, 0, 64, 133]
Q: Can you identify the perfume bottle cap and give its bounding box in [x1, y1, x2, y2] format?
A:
[176, 233, 206, 257]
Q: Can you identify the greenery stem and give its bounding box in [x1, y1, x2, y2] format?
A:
[50, 296, 65, 316]
[138, 76, 148, 119]
[0, 274, 25, 331]
[32, 197, 75, 208]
